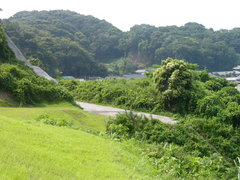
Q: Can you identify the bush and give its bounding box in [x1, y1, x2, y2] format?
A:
[106, 112, 238, 178]
[60, 78, 158, 112]
[36, 114, 72, 127]
[221, 102, 240, 128]
[197, 95, 223, 118]
[106, 112, 148, 139]
[0, 63, 74, 105]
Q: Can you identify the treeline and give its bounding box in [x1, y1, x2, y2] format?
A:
[0, 24, 73, 105]
[121, 23, 240, 71]
[4, 10, 240, 77]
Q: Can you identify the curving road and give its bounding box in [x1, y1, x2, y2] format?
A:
[76, 101, 177, 125]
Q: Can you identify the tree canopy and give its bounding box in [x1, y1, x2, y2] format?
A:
[153, 58, 197, 112]
[4, 10, 121, 77]
[0, 23, 15, 62]
[4, 10, 240, 76]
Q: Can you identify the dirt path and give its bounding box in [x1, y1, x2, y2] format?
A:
[76, 101, 177, 124]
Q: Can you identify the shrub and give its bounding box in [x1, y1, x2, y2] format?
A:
[197, 95, 223, 118]
[106, 112, 148, 139]
[106, 112, 238, 179]
[36, 114, 72, 127]
[0, 63, 74, 105]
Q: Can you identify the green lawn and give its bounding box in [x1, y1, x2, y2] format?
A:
[0, 104, 156, 179]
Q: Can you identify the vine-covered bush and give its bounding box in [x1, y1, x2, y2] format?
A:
[106, 112, 239, 179]
[0, 63, 73, 104]
[60, 78, 158, 112]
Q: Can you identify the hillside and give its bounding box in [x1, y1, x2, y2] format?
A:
[4, 10, 123, 77]
[0, 23, 15, 62]
[0, 23, 73, 106]
[121, 23, 240, 71]
[4, 10, 240, 76]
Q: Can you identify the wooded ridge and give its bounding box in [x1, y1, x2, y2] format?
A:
[4, 10, 240, 77]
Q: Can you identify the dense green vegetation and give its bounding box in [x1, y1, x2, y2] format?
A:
[122, 23, 240, 71]
[107, 112, 239, 179]
[0, 23, 73, 105]
[59, 77, 158, 112]
[0, 63, 73, 105]
[4, 11, 240, 77]
[4, 10, 122, 76]
[0, 23, 15, 62]
[60, 58, 237, 114]
[61, 58, 240, 178]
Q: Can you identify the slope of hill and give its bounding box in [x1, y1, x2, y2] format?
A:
[0, 23, 15, 62]
[4, 10, 240, 75]
[120, 23, 240, 71]
[4, 10, 240, 77]
[4, 10, 123, 77]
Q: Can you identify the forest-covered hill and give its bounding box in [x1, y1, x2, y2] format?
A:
[4, 10, 240, 77]
[4, 10, 120, 77]
[0, 23, 73, 105]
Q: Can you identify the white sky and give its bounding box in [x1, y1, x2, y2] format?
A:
[1, 0, 240, 31]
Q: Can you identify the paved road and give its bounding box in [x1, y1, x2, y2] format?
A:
[76, 101, 177, 125]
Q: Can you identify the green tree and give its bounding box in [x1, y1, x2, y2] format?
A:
[0, 24, 15, 62]
[153, 58, 196, 112]
[222, 102, 240, 128]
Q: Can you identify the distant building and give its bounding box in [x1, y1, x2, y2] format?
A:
[88, 77, 103, 80]
[122, 74, 145, 80]
[135, 69, 148, 75]
[211, 71, 240, 77]
[62, 76, 74, 79]
[233, 65, 240, 71]
[212, 65, 240, 84]
[226, 77, 240, 83]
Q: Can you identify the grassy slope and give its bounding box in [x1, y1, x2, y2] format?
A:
[0, 104, 156, 180]
[0, 103, 107, 131]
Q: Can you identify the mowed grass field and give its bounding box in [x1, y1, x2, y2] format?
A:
[0, 103, 156, 179]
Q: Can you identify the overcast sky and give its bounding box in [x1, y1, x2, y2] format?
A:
[1, 0, 240, 31]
